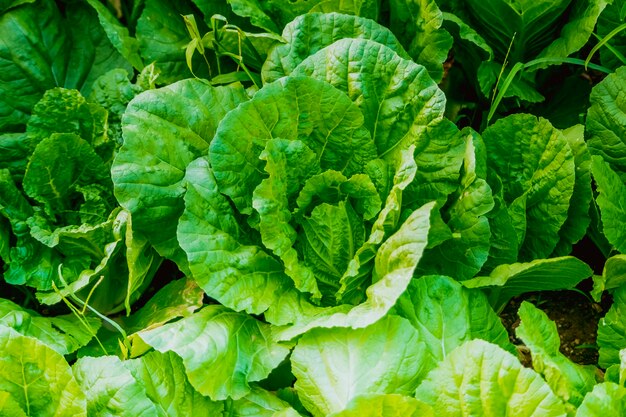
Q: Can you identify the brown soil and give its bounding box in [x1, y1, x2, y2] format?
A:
[499, 287, 610, 367]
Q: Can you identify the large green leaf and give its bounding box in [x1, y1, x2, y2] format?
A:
[112, 79, 247, 266]
[388, 0, 453, 81]
[575, 382, 626, 416]
[262, 12, 408, 83]
[463, 257, 593, 312]
[0, 0, 131, 131]
[516, 302, 597, 410]
[74, 352, 223, 417]
[592, 255, 626, 301]
[73, 356, 159, 417]
[225, 385, 302, 417]
[178, 156, 293, 315]
[291, 315, 429, 417]
[482, 114, 575, 260]
[292, 38, 445, 160]
[210, 76, 377, 214]
[23, 133, 110, 218]
[0, 325, 87, 416]
[415, 339, 567, 416]
[0, 299, 100, 355]
[597, 0, 626, 70]
[393, 276, 514, 362]
[591, 155, 626, 253]
[327, 394, 434, 417]
[587, 67, 626, 182]
[137, 305, 291, 400]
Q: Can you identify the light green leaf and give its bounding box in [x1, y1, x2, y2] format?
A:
[592, 255, 626, 301]
[125, 351, 224, 416]
[482, 114, 575, 260]
[137, 305, 291, 400]
[337, 146, 418, 304]
[393, 275, 514, 362]
[415, 339, 567, 416]
[388, 0, 453, 82]
[0, 391, 27, 417]
[292, 38, 445, 160]
[591, 155, 626, 254]
[586, 67, 626, 182]
[178, 157, 293, 315]
[309, 0, 381, 17]
[328, 394, 433, 417]
[226, 385, 301, 417]
[576, 382, 626, 416]
[270, 201, 435, 340]
[227, 0, 280, 33]
[516, 302, 597, 409]
[0, 325, 87, 417]
[120, 277, 204, 334]
[210, 76, 376, 214]
[112, 79, 247, 267]
[0, 298, 100, 355]
[262, 12, 408, 83]
[598, 285, 626, 368]
[464, 257, 593, 312]
[253, 139, 321, 298]
[73, 356, 158, 417]
[292, 315, 429, 417]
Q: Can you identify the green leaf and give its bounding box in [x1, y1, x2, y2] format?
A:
[415, 339, 567, 416]
[597, 0, 626, 70]
[73, 355, 159, 417]
[337, 146, 418, 304]
[516, 302, 597, 409]
[253, 139, 321, 298]
[482, 114, 576, 260]
[0, 0, 131, 131]
[587, 67, 626, 182]
[178, 157, 293, 315]
[226, 385, 301, 417]
[0, 298, 100, 355]
[137, 305, 291, 400]
[227, 0, 280, 33]
[388, 0, 453, 82]
[591, 155, 626, 253]
[328, 394, 433, 417]
[112, 79, 247, 267]
[23, 133, 110, 217]
[537, 0, 609, 61]
[262, 12, 408, 83]
[120, 277, 204, 334]
[270, 201, 435, 340]
[125, 351, 224, 416]
[292, 38, 445, 160]
[598, 285, 626, 368]
[552, 125, 592, 256]
[0, 391, 27, 417]
[463, 257, 593, 312]
[393, 276, 515, 362]
[0, 325, 87, 417]
[291, 315, 429, 417]
[210, 76, 376, 215]
[576, 382, 626, 415]
[85, 0, 144, 70]
[592, 255, 626, 301]
[136, 0, 209, 83]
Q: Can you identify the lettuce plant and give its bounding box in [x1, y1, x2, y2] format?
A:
[3, 0, 626, 415]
